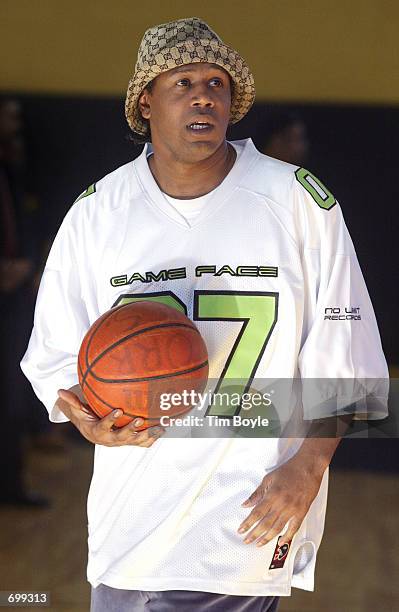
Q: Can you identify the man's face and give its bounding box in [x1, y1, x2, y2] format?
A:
[139, 63, 232, 162]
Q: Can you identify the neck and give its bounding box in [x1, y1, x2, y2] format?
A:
[147, 140, 236, 199]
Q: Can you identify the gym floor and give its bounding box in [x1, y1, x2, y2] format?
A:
[1, 430, 398, 612]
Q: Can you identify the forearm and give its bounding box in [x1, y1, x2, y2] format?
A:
[293, 437, 341, 474]
[292, 414, 353, 472]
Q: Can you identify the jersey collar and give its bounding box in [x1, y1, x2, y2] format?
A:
[133, 138, 258, 229]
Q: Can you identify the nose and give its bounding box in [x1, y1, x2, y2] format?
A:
[190, 82, 214, 109]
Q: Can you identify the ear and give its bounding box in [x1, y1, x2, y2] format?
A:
[138, 89, 151, 120]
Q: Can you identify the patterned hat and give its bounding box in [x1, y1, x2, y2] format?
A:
[125, 17, 255, 136]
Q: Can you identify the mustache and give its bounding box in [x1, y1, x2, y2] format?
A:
[186, 111, 215, 120]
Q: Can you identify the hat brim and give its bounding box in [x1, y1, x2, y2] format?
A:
[125, 40, 255, 136]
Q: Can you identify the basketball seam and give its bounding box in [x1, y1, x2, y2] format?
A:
[79, 361, 205, 422]
[82, 322, 202, 388]
[79, 304, 208, 421]
[84, 303, 129, 382]
[87, 359, 209, 383]
[83, 375, 160, 421]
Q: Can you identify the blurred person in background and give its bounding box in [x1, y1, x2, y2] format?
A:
[0, 97, 50, 506]
[261, 110, 309, 166]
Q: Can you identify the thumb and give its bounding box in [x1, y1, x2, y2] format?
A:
[241, 486, 263, 507]
[241, 475, 270, 507]
[57, 388, 83, 410]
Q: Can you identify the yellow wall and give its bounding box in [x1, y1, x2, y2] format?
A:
[1, 0, 398, 104]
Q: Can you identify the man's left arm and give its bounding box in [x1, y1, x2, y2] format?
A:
[237, 172, 389, 548]
[237, 416, 352, 548]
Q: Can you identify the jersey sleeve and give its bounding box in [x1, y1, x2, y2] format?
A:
[20, 200, 92, 423]
[293, 170, 389, 421]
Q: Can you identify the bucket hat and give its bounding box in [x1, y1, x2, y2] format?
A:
[125, 17, 255, 136]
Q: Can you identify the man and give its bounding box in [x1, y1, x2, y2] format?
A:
[21, 17, 388, 612]
[261, 110, 309, 166]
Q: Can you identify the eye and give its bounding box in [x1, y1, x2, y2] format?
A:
[176, 78, 190, 87]
[209, 78, 223, 87]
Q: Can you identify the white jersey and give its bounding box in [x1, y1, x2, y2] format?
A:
[21, 139, 388, 596]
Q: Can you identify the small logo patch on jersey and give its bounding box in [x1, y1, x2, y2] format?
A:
[269, 537, 292, 569]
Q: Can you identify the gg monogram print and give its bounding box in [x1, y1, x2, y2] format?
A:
[125, 17, 255, 135]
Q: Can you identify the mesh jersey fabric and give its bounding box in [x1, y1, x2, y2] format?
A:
[21, 138, 388, 596]
[148, 143, 243, 225]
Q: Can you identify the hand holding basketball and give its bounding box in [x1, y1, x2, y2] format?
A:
[56, 386, 165, 447]
[77, 300, 209, 430]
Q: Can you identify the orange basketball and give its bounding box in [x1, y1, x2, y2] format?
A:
[77, 300, 209, 430]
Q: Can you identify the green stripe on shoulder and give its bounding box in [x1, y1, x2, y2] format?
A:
[74, 182, 96, 203]
[295, 168, 336, 211]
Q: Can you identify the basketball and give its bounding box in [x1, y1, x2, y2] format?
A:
[77, 300, 209, 430]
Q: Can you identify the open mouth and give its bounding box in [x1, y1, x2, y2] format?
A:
[187, 121, 213, 132]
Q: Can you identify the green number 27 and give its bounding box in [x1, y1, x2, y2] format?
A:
[113, 291, 278, 417]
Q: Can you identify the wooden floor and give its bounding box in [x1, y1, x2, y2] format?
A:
[1, 429, 398, 612]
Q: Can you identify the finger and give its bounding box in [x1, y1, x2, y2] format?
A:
[113, 417, 145, 439]
[96, 409, 124, 432]
[138, 425, 166, 441]
[131, 426, 166, 447]
[79, 402, 98, 419]
[57, 388, 83, 410]
[243, 510, 278, 542]
[279, 517, 302, 547]
[241, 485, 265, 508]
[241, 475, 271, 507]
[254, 518, 294, 547]
[237, 502, 273, 534]
[244, 514, 287, 546]
[57, 389, 96, 421]
[115, 420, 165, 446]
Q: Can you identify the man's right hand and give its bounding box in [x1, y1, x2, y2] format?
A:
[56, 387, 166, 447]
